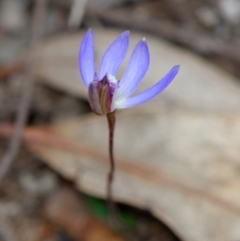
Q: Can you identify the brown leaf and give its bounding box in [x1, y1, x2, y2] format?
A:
[1, 107, 240, 241]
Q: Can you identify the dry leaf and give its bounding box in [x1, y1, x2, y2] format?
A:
[35, 28, 240, 113]
[38, 109, 240, 241]
[1, 106, 240, 241]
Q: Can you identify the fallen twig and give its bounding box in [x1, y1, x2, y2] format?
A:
[0, 0, 48, 182]
[0, 2, 49, 239]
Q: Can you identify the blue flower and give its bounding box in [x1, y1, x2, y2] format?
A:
[79, 29, 180, 115]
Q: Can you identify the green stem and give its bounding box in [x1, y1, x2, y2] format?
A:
[106, 111, 116, 216]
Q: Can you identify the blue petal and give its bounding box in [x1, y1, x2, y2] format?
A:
[115, 65, 180, 109]
[79, 29, 95, 89]
[116, 39, 149, 99]
[98, 31, 129, 80]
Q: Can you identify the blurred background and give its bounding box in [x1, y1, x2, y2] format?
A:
[0, 0, 240, 241]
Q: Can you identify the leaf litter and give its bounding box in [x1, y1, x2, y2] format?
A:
[1, 1, 240, 241]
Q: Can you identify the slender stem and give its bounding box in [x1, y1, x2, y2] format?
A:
[106, 111, 116, 216]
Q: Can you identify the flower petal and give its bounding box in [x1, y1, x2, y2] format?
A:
[79, 29, 95, 89]
[116, 39, 149, 99]
[98, 31, 129, 80]
[115, 65, 180, 109]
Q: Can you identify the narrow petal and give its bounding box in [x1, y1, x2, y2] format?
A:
[116, 39, 149, 99]
[79, 29, 95, 88]
[115, 65, 180, 109]
[98, 31, 129, 80]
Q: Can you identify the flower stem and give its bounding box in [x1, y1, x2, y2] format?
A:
[106, 111, 116, 217]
